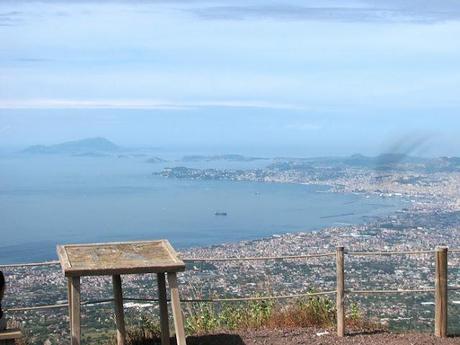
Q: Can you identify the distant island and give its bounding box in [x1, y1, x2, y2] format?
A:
[22, 137, 120, 155]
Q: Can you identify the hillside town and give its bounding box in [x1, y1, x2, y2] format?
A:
[2, 157, 460, 344]
[3, 206, 460, 344]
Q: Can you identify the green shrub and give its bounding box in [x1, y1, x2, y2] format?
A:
[185, 298, 274, 334]
[108, 294, 378, 344]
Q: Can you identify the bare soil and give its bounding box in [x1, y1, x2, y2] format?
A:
[178, 328, 460, 345]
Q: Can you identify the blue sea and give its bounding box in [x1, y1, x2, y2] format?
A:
[0, 154, 404, 264]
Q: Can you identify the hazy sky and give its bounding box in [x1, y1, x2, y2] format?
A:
[1, 0, 460, 156]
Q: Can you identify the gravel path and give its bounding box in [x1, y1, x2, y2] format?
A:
[182, 329, 460, 345]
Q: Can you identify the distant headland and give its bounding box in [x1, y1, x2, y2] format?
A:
[22, 137, 119, 155]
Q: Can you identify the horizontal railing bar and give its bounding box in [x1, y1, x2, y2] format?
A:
[0, 253, 335, 268]
[6, 299, 114, 312]
[207, 291, 337, 301]
[1, 248, 460, 268]
[7, 284, 459, 313]
[183, 253, 336, 262]
[347, 250, 434, 256]
[0, 261, 60, 269]
[7, 304, 68, 312]
[124, 292, 336, 302]
[6, 291, 337, 312]
[347, 288, 435, 294]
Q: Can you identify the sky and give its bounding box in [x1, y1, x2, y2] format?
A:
[0, 0, 460, 156]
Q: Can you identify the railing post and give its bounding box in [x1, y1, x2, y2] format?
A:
[435, 246, 448, 337]
[112, 275, 126, 345]
[336, 246, 345, 337]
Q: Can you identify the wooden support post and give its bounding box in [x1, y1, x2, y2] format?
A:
[157, 273, 171, 345]
[67, 278, 73, 330]
[70, 276, 81, 345]
[167, 273, 187, 345]
[336, 246, 345, 337]
[112, 275, 127, 345]
[435, 246, 448, 338]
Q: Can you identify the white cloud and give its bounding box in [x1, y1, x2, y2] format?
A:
[0, 99, 303, 110]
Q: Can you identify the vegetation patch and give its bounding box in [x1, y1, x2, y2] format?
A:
[110, 295, 381, 345]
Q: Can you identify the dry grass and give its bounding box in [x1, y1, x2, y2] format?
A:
[111, 296, 382, 345]
[264, 296, 336, 329]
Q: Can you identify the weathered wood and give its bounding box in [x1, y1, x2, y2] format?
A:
[112, 275, 126, 345]
[56, 240, 186, 344]
[167, 273, 187, 345]
[57, 245, 72, 275]
[435, 246, 448, 338]
[336, 246, 345, 337]
[157, 273, 170, 345]
[70, 276, 81, 345]
[57, 240, 185, 277]
[67, 278, 73, 330]
[0, 329, 22, 340]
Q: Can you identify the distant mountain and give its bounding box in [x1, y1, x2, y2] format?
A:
[270, 154, 460, 173]
[343, 153, 427, 170]
[22, 137, 119, 155]
[146, 156, 167, 164]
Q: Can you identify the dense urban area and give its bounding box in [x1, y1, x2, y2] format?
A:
[2, 154, 460, 344]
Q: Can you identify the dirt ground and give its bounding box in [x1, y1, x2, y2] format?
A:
[180, 328, 460, 345]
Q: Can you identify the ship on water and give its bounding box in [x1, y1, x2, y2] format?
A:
[215, 211, 227, 216]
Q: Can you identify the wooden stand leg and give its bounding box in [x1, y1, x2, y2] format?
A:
[67, 278, 73, 331]
[167, 273, 187, 345]
[70, 276, 81, 345]
[112, 275, 127, 345]
[157, 273, 170, 345]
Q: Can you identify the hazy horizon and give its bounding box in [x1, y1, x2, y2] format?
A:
[1, 0, 460, 156]
[1, 135, 459, 160]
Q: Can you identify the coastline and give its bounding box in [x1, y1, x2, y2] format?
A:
[181, 206, 460, 261]
[0, 180, 404, 264]
[2, 206, 460, 343]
